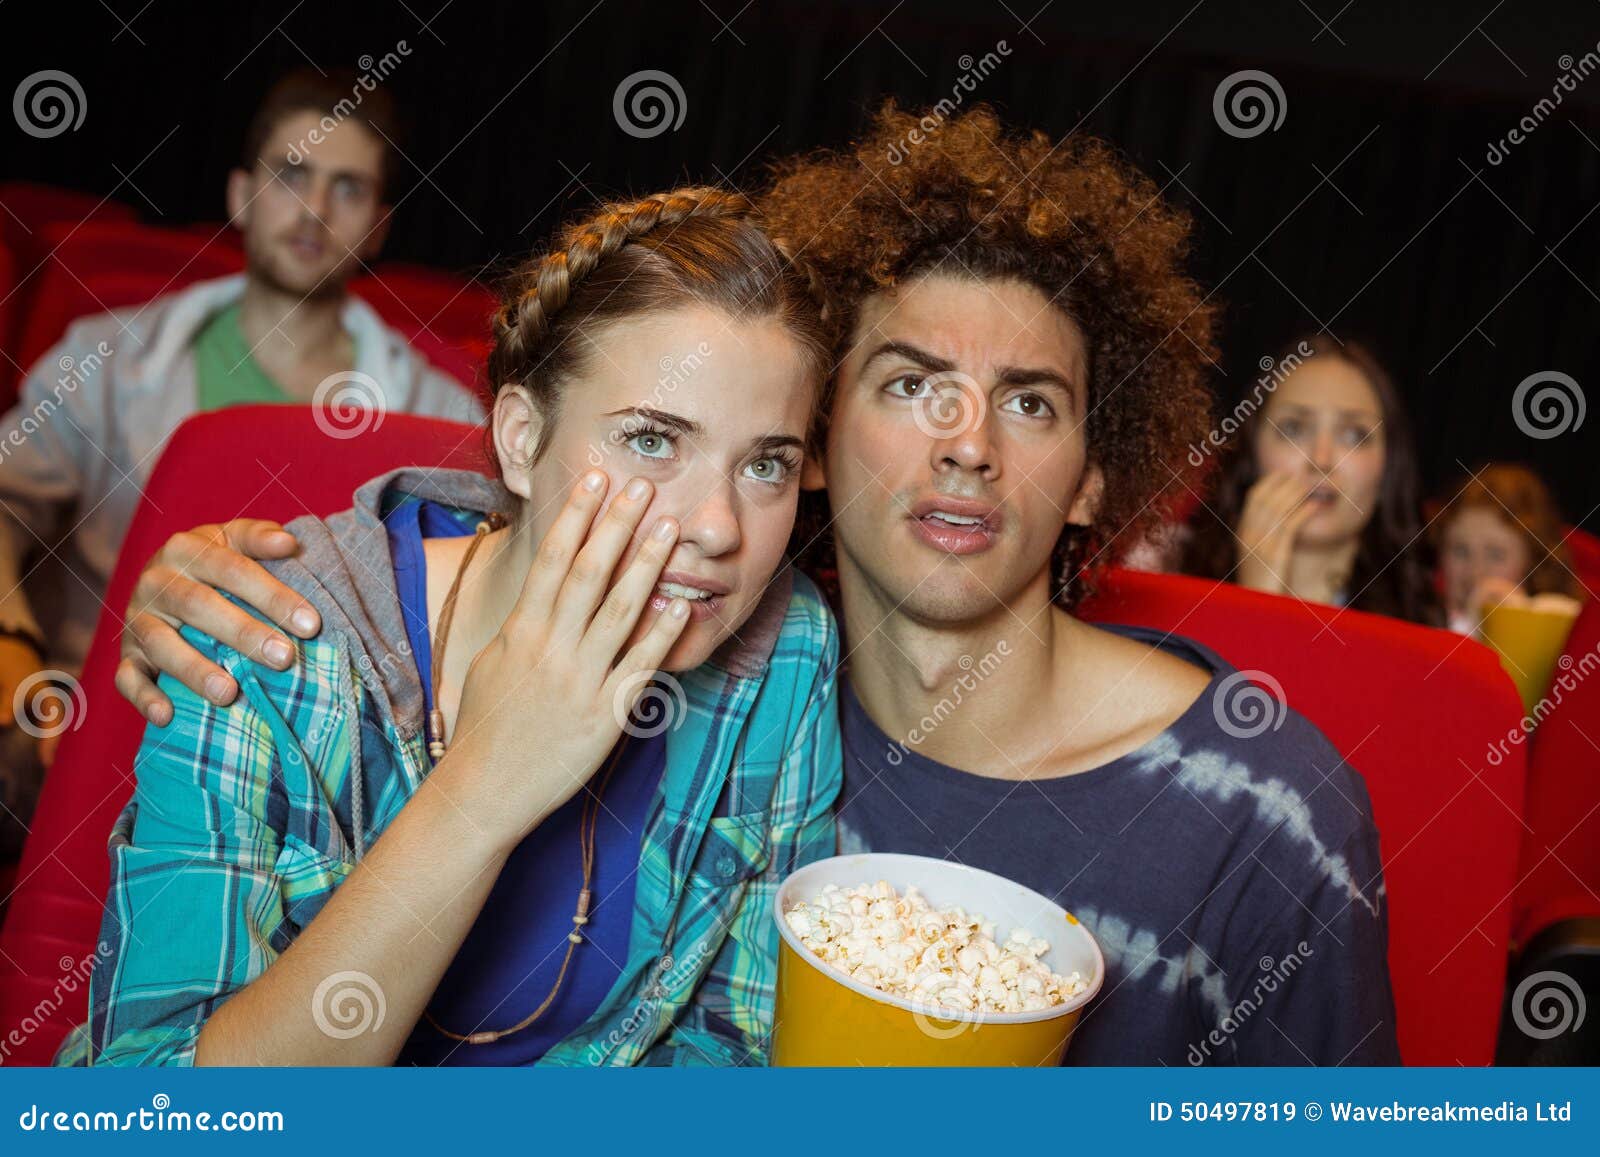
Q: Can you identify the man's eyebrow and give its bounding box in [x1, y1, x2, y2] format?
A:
[857, 340, 956, 375]
[267, 157, 377, 184]
[861, 341, 1078, 395]
[996, 365, 1078, 395]
[604, 406, 704, 437]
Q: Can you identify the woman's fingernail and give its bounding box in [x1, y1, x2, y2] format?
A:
[671, 598, 690, 618]
[653, 517, 676, 541]
[626, 477, 649, 501]
[204, 673, 232, 702]
[582, 471, 606, 492]
[265, 638, 293, 666]
[291, 608, 318, 634]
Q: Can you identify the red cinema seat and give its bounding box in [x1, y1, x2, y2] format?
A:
[353, 263, 494, 391]
[0, 406, 490, 1065]
[1564, 527, 1600, 599]
[1513, 598, 1600, 945]
[11, 221, 243, 383]
[0, 185, 138, 395]
[0, 183, 137, 273]
[0, 238, 16, 382]
[1078, 569, 1528, 1066]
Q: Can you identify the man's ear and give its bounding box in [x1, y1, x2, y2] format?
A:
[1066, 462, 1105, 529]
[225, 168, 252, 227]
[492, 388, 545, 500]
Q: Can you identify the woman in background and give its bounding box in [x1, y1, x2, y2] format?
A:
[1182, 334, 1442, 626]
[1431, 463, 1586, 635]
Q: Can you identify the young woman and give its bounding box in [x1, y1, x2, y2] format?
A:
[1431, 463, 1586, 634]
[55, 187, 841, 1067]
[1182, 334, 1442, 626]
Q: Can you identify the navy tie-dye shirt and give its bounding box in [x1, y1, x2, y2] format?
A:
[835, 623, 1401, 1066]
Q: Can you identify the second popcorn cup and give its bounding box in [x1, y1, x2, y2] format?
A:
[771, 852, 1105, 1066]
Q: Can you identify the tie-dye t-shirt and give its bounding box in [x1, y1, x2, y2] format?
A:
[835, 623, 1401, 1066]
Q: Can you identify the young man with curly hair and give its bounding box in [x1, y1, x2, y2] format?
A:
[109, 105, 1398, 1066]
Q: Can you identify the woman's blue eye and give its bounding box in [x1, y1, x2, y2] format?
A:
[626, 430, 674, 459]
[744, 456, 792, 485]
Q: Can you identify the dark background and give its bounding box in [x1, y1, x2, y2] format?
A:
[5, 0, 1598, 524]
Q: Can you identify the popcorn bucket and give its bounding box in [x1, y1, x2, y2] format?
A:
[771, 853, 1104, 1066]
[1479, 601, 1581, 713]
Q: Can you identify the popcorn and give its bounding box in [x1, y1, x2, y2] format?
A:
[784, 881, 1087, 1014]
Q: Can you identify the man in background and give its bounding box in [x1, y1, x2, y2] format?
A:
[0, 69, 484, 856]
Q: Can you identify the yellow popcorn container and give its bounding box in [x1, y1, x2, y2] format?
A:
[1479, 601, 1580, 713]
[771, 853, 1104, 1066]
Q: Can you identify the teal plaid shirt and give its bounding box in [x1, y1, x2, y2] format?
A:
[54, 570, 841, 1067]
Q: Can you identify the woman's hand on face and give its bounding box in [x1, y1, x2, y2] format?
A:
[116, 520, 321, 726]
[433, 471, 690, 855]
[1233, 471, 1319, 595]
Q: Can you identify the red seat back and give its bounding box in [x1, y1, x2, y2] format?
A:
[0, 184, 138, 395]
[0, 406, 490, 1064]
[11, 221, 243, 396]
[0, 239, 15, 384]
[0, 182, 138, 274]
[352, 264, 494, 391]
[1564, 527, 1600, 599]
[1078, 569, 1528, 1066]
[1514, 598, 1600, 945]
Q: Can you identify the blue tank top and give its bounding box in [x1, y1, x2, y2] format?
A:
[382, 498, 665, 1065]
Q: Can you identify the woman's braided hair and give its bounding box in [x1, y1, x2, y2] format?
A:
[485, 185, 832, 467]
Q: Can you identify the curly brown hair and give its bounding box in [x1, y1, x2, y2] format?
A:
[759, 102, 1220, 606]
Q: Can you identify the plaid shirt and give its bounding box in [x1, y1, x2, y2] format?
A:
[54, 565, 840, 1067]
